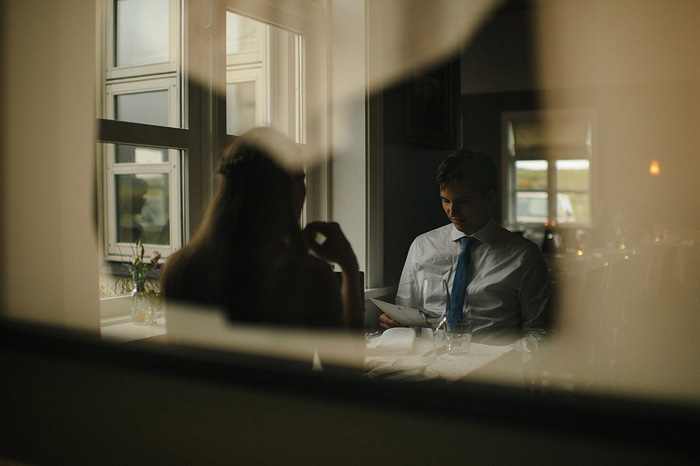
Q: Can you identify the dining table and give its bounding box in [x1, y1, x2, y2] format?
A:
[364, 329, 525, 384]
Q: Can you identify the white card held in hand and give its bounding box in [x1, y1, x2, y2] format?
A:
[370, 299, 429, 327]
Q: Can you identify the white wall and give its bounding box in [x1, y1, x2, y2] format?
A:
[328, 1, 368, 279]
[0, 0, 100, 332]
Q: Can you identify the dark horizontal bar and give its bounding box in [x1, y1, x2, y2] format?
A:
[98, 118, 190, 150]
[2, 317, 700, 460]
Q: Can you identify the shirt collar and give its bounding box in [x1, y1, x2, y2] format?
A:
[449, 217, 497, 245]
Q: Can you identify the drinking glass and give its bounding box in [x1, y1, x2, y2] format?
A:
[445, 320, 473, 355]
[420, 278, 449, 360]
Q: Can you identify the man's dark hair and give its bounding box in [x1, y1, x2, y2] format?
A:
[435, 149, 498, 198]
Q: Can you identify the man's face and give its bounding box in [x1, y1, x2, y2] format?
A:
[440, 183, 493, 234]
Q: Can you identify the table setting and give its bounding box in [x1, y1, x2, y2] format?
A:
[364, 328, 514, 381]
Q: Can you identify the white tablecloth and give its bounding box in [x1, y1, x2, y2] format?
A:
[365, 331, 515, 381]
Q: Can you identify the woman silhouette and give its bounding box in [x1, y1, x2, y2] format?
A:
[162, 127, 363, 329]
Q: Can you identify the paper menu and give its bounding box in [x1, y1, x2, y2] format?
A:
[370, 298, 430, 327]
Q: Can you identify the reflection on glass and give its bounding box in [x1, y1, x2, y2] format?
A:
[227, 14, 258, 54]
[516, 160, 548, 223]
[556, 160, 590, 224]
[116, 173, 170, 245]
[556, 159, 589, 190]
[516, 160, 547, 190]
[116, 0, 170, 68]
[560, 192, 590, 224]
[516, 191, 548, 224]
[116, 145, 168, 164]
[225, 11, 302, 140]
[115, 90, 169, 127]
[227, 81, 256, 136]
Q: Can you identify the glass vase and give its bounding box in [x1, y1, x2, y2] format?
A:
[131, 289, 159, 325]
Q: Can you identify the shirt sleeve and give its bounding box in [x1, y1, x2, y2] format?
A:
[395, 239, 421, 309]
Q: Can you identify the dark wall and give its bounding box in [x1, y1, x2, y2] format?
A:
[381, 0, 538, 287]
[460, 90, 541, 223]
[381, 62, 460, 287]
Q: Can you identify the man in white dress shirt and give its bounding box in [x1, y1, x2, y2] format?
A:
[380, 150, 551, 352]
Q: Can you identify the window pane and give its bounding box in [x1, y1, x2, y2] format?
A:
[558, 192, 590, 224]
[227, 81, 257, 135]
[226, 12, 302, 140]
[516, 160, 548, 190]
[115, 90, 169, 126]
[516, 191, 548, 223]
[116, 144, 168, 164]
[227, 14, 258, 55]
[116, 173, 170, 245]
[116, 0, 170, 68]
[557, 159, 590, 190]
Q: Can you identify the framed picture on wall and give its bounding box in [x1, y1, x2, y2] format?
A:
[405, 62, 456, 148]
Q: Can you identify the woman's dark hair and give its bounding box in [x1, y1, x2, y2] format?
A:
[162, 128, 305, 323]
[435, 149, 498, 198]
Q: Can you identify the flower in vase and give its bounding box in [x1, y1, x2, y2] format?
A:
[128, 240, 162, 295]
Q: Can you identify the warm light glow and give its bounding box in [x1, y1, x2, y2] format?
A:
[649, 159, 660, 175]
[577, 249, 584, 256]
[620, 244, 626, 250]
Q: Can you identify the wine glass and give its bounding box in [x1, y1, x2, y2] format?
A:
[420, 278, 450, 360]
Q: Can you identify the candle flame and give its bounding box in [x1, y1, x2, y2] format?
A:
[649, 160, 660, 175]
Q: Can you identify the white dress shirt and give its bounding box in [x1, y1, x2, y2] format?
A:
[396, 219, 551, 348]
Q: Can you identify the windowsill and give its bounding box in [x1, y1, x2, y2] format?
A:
[364, 286, 396, 299]
[101, 317, 167, 343]
[100, 295, 167, 343]
[101, 315, 132, 326]
[99, 286, 397, 342]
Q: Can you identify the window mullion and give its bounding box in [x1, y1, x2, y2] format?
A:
[548, 157, 557, 224]
[98, 118, 190, 150]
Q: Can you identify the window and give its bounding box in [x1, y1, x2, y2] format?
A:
[97, 0, 323, 279]
[99, 0, 183, 262]
[225, 11, 304, 141]
[503, 110, 594, 227]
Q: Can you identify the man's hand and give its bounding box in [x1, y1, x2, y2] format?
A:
[379, 313, 402, 330]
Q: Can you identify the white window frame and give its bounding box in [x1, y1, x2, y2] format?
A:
[105, 76, 180, 128]
[100, 0, 184, 263]
[223, 0, 326, 223]
[226, 66, 266, 133]
[226, 15, 266, 67]
[98, 0, 327, 266]
[104, 0, 180, 80]
[502, 109, 596, 228]
[226, 12, 268, 134]
[104, 148, 182, 260]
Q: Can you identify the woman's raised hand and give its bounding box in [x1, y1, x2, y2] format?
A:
[303, 222, 358, 272]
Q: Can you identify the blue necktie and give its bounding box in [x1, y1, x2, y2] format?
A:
[448, 236, 477, 324]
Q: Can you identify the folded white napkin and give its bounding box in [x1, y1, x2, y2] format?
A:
[376, 327, 415, 353]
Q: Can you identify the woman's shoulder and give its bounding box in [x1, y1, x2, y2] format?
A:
[161, 246, 211, 299]
[274, 252, 342, 327]
[272, 252, 338, 295]
[297, 254, 338, 283]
